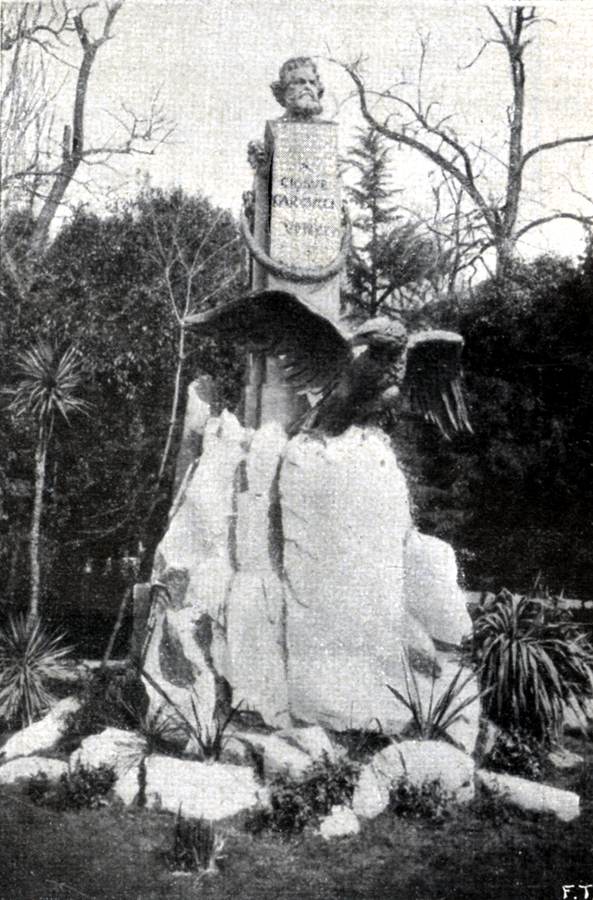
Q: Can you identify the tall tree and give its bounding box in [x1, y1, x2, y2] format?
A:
[336, 7, 593, 278]
[0, 0, 172, 297]
[343, 126, 439, 321]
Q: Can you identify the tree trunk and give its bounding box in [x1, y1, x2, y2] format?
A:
[27, 429, 47, 628]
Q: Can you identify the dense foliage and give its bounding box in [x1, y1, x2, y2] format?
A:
[1, 188, 245, 624]
[251, 754, 360, 835]
[27, 764, 116, 811]
[396, 248, 593, 595]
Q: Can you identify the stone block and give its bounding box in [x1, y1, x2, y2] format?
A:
[144, 755, 267, 820]
[0, 756, 67, 785]
[281, 428, 412, 732]
[70, 727, 147, 806]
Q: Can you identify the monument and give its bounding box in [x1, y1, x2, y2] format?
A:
[140, 57, 478, 749]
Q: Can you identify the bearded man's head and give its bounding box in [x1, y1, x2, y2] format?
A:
[271, 57, 324, 119]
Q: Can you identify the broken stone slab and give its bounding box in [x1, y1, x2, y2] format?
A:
[70, 728, 148, 806]
[352, 739, 475, 819]
[153, 410, 249, 625]
[280, 428, 413, 732]
[141, 607, 220, 751]
[0, 756, 68, 785]
[276, 725, 336, 762]
[172, 376, 217, 497]
[548, 747, 584, 770]
[476, 769, 580, 822]
[0, 696, 81, 762]
[404, 530, 473, 646]
[144, 755, 268, 820]
[318, 805, 360, 840]
[224, 731, 312, 779]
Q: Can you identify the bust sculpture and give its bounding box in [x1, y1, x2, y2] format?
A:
[270, 56, 324, 120]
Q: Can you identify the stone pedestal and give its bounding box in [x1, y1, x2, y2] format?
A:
[264, 119, 341, 323]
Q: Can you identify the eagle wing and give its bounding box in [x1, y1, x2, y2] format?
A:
[185, 290, 353, 397]
[402, 330, 472, 438]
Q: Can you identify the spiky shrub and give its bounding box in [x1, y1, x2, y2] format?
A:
[472, 589, 593, 744]
[139, 666, 240, 761]
[389, 775, 453, 821]
[386, 651, 482, 745]
[171, 809, 224, 874]
[252, 753, 360, 835]
[0, 615, 73, 728]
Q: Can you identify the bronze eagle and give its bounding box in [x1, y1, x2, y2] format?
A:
[186, 290, 472, 438]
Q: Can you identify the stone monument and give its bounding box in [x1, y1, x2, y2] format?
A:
[141, 57, 478, 751]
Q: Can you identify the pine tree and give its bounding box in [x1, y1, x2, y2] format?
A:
[343, 127, 436, 322]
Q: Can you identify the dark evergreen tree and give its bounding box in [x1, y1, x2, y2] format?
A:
[343, 127, 437, 322]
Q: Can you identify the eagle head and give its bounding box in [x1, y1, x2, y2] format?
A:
[350, 316, 408, 351]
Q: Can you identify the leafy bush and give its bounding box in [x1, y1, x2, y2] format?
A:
[386, 651, 482, 745]
[68, 665, 149, 739]
[0, 616, 73, 727]
[389, 775, 453, 821]
[471, 589, 593, 744]
[483, 728, 546, 782]
[170, 809, 224, 874]
[27, 764, 116, 811]
[252, 753, 360, 835]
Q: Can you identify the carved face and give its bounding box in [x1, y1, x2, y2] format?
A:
[283, 64, 323, 118]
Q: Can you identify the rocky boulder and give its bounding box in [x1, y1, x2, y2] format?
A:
[70, 728, 148, 806]
[353, 740, 475, 819]
[0, 696, 80, 762]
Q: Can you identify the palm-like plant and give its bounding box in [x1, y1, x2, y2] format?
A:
[0, 615, 73, 727]
[472, 589, 593, 743]
[386, 651, 483, 745]
[7, 341, 89, 625]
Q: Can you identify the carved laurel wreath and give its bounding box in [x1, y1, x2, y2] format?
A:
[240, 203, 351, 284]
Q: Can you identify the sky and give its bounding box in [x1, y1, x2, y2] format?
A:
[17, 0, 593, 262]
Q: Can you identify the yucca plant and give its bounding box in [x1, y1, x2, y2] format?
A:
[472, 589, 593, 744]
[6, 341, 89, 625]
[386, 650, 483, 744]
[139, 666, 241, 760]
[0, 615, 73, 728]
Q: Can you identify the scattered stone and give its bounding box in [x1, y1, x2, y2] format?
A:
[0, 756, 68, 785]
[276, 725, 336, 762]
[224, 731, 312, 779]
[319, 805, 360, 839]
[548, 748, 584, 770]
[477, 769, 580, 822]
[353, 739, 475, 819]
[144, 755, 267, 820]
[0, 696, 81, 762]
[70, 728, 147, 806]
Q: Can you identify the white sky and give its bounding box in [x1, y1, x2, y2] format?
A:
[31, 0, 593, 261]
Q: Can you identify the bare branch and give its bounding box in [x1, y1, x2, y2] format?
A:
[521, 134, 593, 171]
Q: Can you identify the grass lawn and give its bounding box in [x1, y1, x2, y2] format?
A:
[0, 737, 591, 900]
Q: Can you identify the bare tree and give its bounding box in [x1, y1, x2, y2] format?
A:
[335, 6, 593, 278]
[0, 0, 174, 295]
